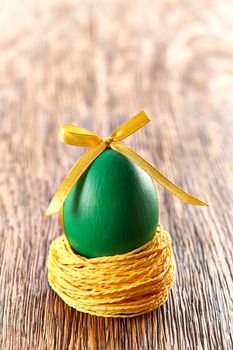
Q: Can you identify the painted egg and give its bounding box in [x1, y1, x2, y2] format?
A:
[61, 149, 159, 258]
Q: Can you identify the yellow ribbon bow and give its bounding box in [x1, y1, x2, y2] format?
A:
[46, 111, 208, 216]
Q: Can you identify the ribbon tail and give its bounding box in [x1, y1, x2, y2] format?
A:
[46, 142, 106, 216]
[111, 142, 208, 206]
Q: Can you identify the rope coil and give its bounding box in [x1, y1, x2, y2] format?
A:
[48, 224, 175, 318]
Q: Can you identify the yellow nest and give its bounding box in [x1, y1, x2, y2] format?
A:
[48, 224, 175, 318]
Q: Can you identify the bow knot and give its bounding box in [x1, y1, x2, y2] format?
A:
[104, 136, 114, 147]
[46, 111, 208, 216]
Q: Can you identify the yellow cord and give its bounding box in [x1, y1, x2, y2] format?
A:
[48, 224, 175, 318]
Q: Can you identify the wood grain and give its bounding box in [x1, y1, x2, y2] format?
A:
[0, 0, 232, 349]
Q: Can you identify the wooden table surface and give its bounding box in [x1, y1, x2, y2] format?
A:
[1, 1, 232, 349]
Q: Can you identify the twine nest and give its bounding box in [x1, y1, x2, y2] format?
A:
[48, 224, 175, 318]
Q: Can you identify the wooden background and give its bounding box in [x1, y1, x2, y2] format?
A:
[0, 0, 232, 349]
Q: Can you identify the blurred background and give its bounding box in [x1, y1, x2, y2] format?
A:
[1, 0, 232, 123]
[0, 0, 232, 188]
[1, 1, 232, 349]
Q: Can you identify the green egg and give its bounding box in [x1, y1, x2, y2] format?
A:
[62, 149, 159, 258]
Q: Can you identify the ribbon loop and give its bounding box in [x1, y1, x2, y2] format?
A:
[59, 125, 103, 147]
[111, 111, 150, 141]
[46, 111, 208, 216]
